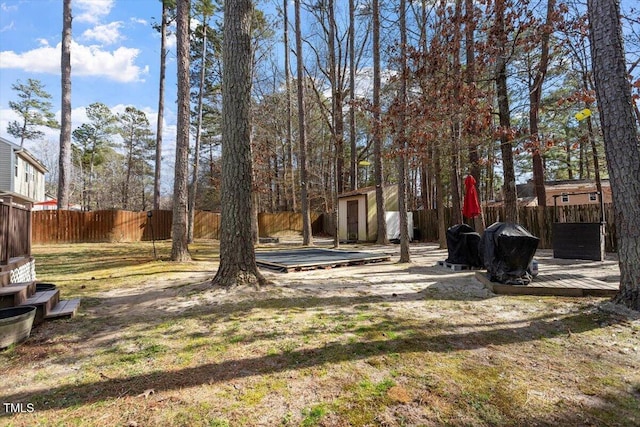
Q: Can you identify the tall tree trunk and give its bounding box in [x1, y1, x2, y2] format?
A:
[212, 0, 266, 287]
[581, 74, 604, 196]
[420, 157, 429, 211]
[295, 0, 313, 246]
[397, 0, 410, 262]
[171, 0, 192, 262]
[188, 22, 208, 243]
[327, 0, 344, 195]
[372, 0, 388, 244]
[530, 0, 555, 207]
[154, 1, 168, 211]
[588, 0, 640, 311]
[465, 0, 485, 232]
[435, 140, 447, 249]
[284, 0, 296, 212]
[494, 0, 519, 223]
[349, 0, 357, 190]
[328, 0, 340, 248]
[449, 0, 463, 226]
[58, 0, 72, 210]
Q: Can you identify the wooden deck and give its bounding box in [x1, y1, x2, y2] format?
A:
[475, 271, 619, 297]
[256, 248, 391, 272]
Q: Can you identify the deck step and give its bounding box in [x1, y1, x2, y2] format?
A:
[45, 298, 81, 320]
[0, 282, 36, 308]
[21, 289, 60, 325]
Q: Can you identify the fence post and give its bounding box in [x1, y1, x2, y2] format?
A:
[2, 196, 12, 265]
[25, 202, 32, 258]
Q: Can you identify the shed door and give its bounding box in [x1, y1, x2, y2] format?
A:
[347, 200, 359, 241]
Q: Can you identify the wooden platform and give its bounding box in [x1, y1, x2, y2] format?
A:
[256, 248, 391, 272]
[475, 271, 618, 297]
[437, 260, 482, 272]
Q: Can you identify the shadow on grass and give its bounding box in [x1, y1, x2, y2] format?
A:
[1, 307, 611, 413]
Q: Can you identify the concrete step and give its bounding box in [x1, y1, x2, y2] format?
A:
[21, 289, 60, 325]
[45, 298, 81, 320]
[0, 282, 36, 308]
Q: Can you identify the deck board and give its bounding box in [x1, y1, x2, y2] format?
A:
[475, 271, 618, 297]
[45, 298, 81, 319]
[255, 248, 391, 272]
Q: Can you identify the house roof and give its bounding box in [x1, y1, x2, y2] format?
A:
[338, 184, 396, 199]
[338, 185, 377, 198]
[516, 179, 610, 198]
[0, 137, 48, 173]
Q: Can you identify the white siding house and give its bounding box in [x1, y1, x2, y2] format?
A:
[0, 137, 48, 207]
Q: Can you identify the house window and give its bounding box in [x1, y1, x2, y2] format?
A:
[15, 154, 18, 177]
[561, 193, 569, 203]
[589, 192, 598, 202]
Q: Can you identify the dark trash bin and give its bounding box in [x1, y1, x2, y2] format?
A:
[480, 222, 539, 285]
[445, 224, 482, 267]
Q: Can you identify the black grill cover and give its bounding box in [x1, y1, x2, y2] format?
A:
[445, 224, 482, 267]
[480, 222, 539, 285]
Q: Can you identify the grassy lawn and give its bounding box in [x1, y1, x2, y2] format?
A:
[0, 241, 639, 426]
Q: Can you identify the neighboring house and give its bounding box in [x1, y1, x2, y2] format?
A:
[338, 185, 413, 242]
[32, 195, 82, 211]
[0, 137, 48, 207]
[515, 179, 612, 206]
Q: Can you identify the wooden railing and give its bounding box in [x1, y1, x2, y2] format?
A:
[0, 197, 32, 265]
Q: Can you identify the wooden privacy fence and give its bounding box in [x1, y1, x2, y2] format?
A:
[32, 209, 172, 244]
[0, 197, 32, 264]
[412, 203, 617, 252]
[32, 210, 322, 244]
[258, 212, 323, 237]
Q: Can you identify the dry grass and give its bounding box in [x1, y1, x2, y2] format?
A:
[0, 240, 639, 426]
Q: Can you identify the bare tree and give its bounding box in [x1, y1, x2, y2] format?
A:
[397, 0, 410, 262]
[588, 0, 640, 311]
[283, 0, 296, 211]
[492, 0, 519, 223]
[154, 0, 174, 210]
[372, 0, 388, 244]
[211, 0, 267, 288]
[171, 0, 192, 262]
[296, 0, 314, 246]
[58, 0, 72, 210]
[188, 0, 216, 243]
[348, 0, 357, 191]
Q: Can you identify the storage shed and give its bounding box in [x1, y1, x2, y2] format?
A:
[338, 185, 413, 242]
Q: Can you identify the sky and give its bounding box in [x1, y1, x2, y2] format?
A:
[0, 0, 190, 195]
[1, 0, 637, 191]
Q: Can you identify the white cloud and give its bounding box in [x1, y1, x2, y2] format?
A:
[131, 17, 147, 26]
[0, 21, 13, 32]
[0, 40, 148, 83]
[166, 33, 177, 49]
[82, 21, 124, 45]
[1, 2, 18, 13]
[75, 0, 114, 24]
